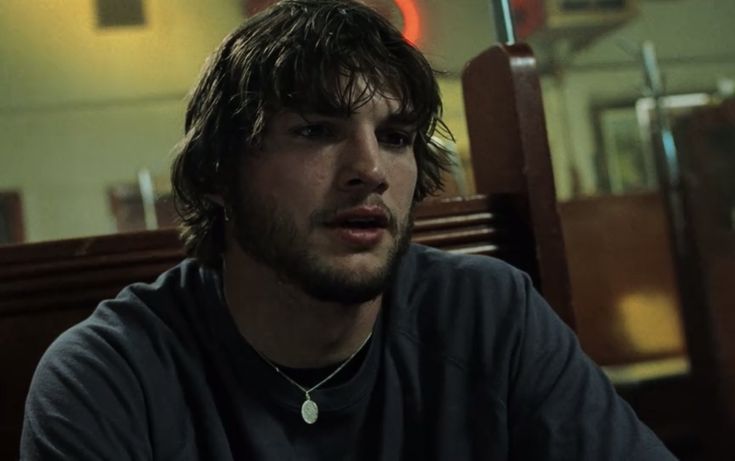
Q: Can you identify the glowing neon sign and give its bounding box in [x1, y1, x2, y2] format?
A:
[394, 0, 421, 44]
[244, 0, 422, 44]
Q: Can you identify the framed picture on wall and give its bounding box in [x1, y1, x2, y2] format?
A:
[0, 191, 25, 245]
[107, 184, 176, 233]
[635, 92, 713, 151]
[593, 93, 714, 195]
[594, 104, 657, 194]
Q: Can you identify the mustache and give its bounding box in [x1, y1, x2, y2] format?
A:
[309, 198, 399, 234]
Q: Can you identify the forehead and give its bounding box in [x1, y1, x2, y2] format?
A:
[277, 72, 417, 122]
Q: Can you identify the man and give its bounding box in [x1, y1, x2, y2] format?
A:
[21, 0, 676, 459]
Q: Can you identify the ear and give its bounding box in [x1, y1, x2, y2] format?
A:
[205, 193, 225, 207]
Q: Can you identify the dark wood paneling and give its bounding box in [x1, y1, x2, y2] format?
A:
[558, 192, 685, 365]
[669, 99, 735, 456]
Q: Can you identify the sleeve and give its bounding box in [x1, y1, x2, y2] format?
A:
[507, 273, 677, 461]
[20, 322, 151, 461]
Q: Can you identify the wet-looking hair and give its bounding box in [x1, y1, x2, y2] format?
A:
[171, 0, 454, 267]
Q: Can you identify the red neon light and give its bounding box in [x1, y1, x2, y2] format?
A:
[394, 0, 421, 45]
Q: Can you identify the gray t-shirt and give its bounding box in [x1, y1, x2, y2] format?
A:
[21, 244, 676, 460]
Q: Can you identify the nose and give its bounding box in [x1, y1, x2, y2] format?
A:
[336, 131, 388, 194]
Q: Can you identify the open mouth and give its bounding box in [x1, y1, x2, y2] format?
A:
[324, 207, 392, 246]
[335, 215, 389, 230]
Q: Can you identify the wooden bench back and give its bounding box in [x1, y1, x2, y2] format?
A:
[462, 43, 573, 326]
[665, 99, 735, 455]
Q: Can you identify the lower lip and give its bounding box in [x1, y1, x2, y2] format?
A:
[330, 227, 386, 247]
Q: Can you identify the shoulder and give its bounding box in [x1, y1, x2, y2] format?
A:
[26, 258, 219, 410]
[22, 258, 218, 457]
[30, 258, 205, 372]
[397, 243, 527, 293]
[392, 244, 533, 324]
[63, 258, 212, 354]
[388, 244, 542, 370]
[400, 243, 522, 276]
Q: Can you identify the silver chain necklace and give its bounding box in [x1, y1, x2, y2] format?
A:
[253, 332, 373, 424]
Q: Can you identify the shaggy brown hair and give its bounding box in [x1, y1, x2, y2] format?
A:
[171, 0, 453, 267]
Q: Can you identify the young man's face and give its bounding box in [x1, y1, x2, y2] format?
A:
[229, 86, 419, 304]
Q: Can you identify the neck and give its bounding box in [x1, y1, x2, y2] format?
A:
[222, 246, 381, 369]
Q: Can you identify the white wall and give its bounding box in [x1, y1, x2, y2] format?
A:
[0, 0, 243, 242]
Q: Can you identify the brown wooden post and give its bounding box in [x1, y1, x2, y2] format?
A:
[462, 43, 575, 329]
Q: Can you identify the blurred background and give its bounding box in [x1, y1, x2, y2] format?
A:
[1, 0, 733, 457]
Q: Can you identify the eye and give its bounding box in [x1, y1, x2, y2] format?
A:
[378, 130, 414, 150]
[290, 124, 333, 139]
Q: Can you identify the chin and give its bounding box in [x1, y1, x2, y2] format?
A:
[300, 272, 387, 305]
[293, 250, 399, 305]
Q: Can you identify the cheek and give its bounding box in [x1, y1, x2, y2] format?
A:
[259, 157, 333, 208]
[391, 156, 418, 201]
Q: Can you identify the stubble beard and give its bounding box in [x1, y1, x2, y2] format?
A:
[231, 189, 414, 305]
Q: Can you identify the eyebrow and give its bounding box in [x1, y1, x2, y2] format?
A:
[292, 110, 419, 127]
[383, 112, 419, 126]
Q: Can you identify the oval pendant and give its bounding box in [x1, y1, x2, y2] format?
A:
[301, 398, 318, 424]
